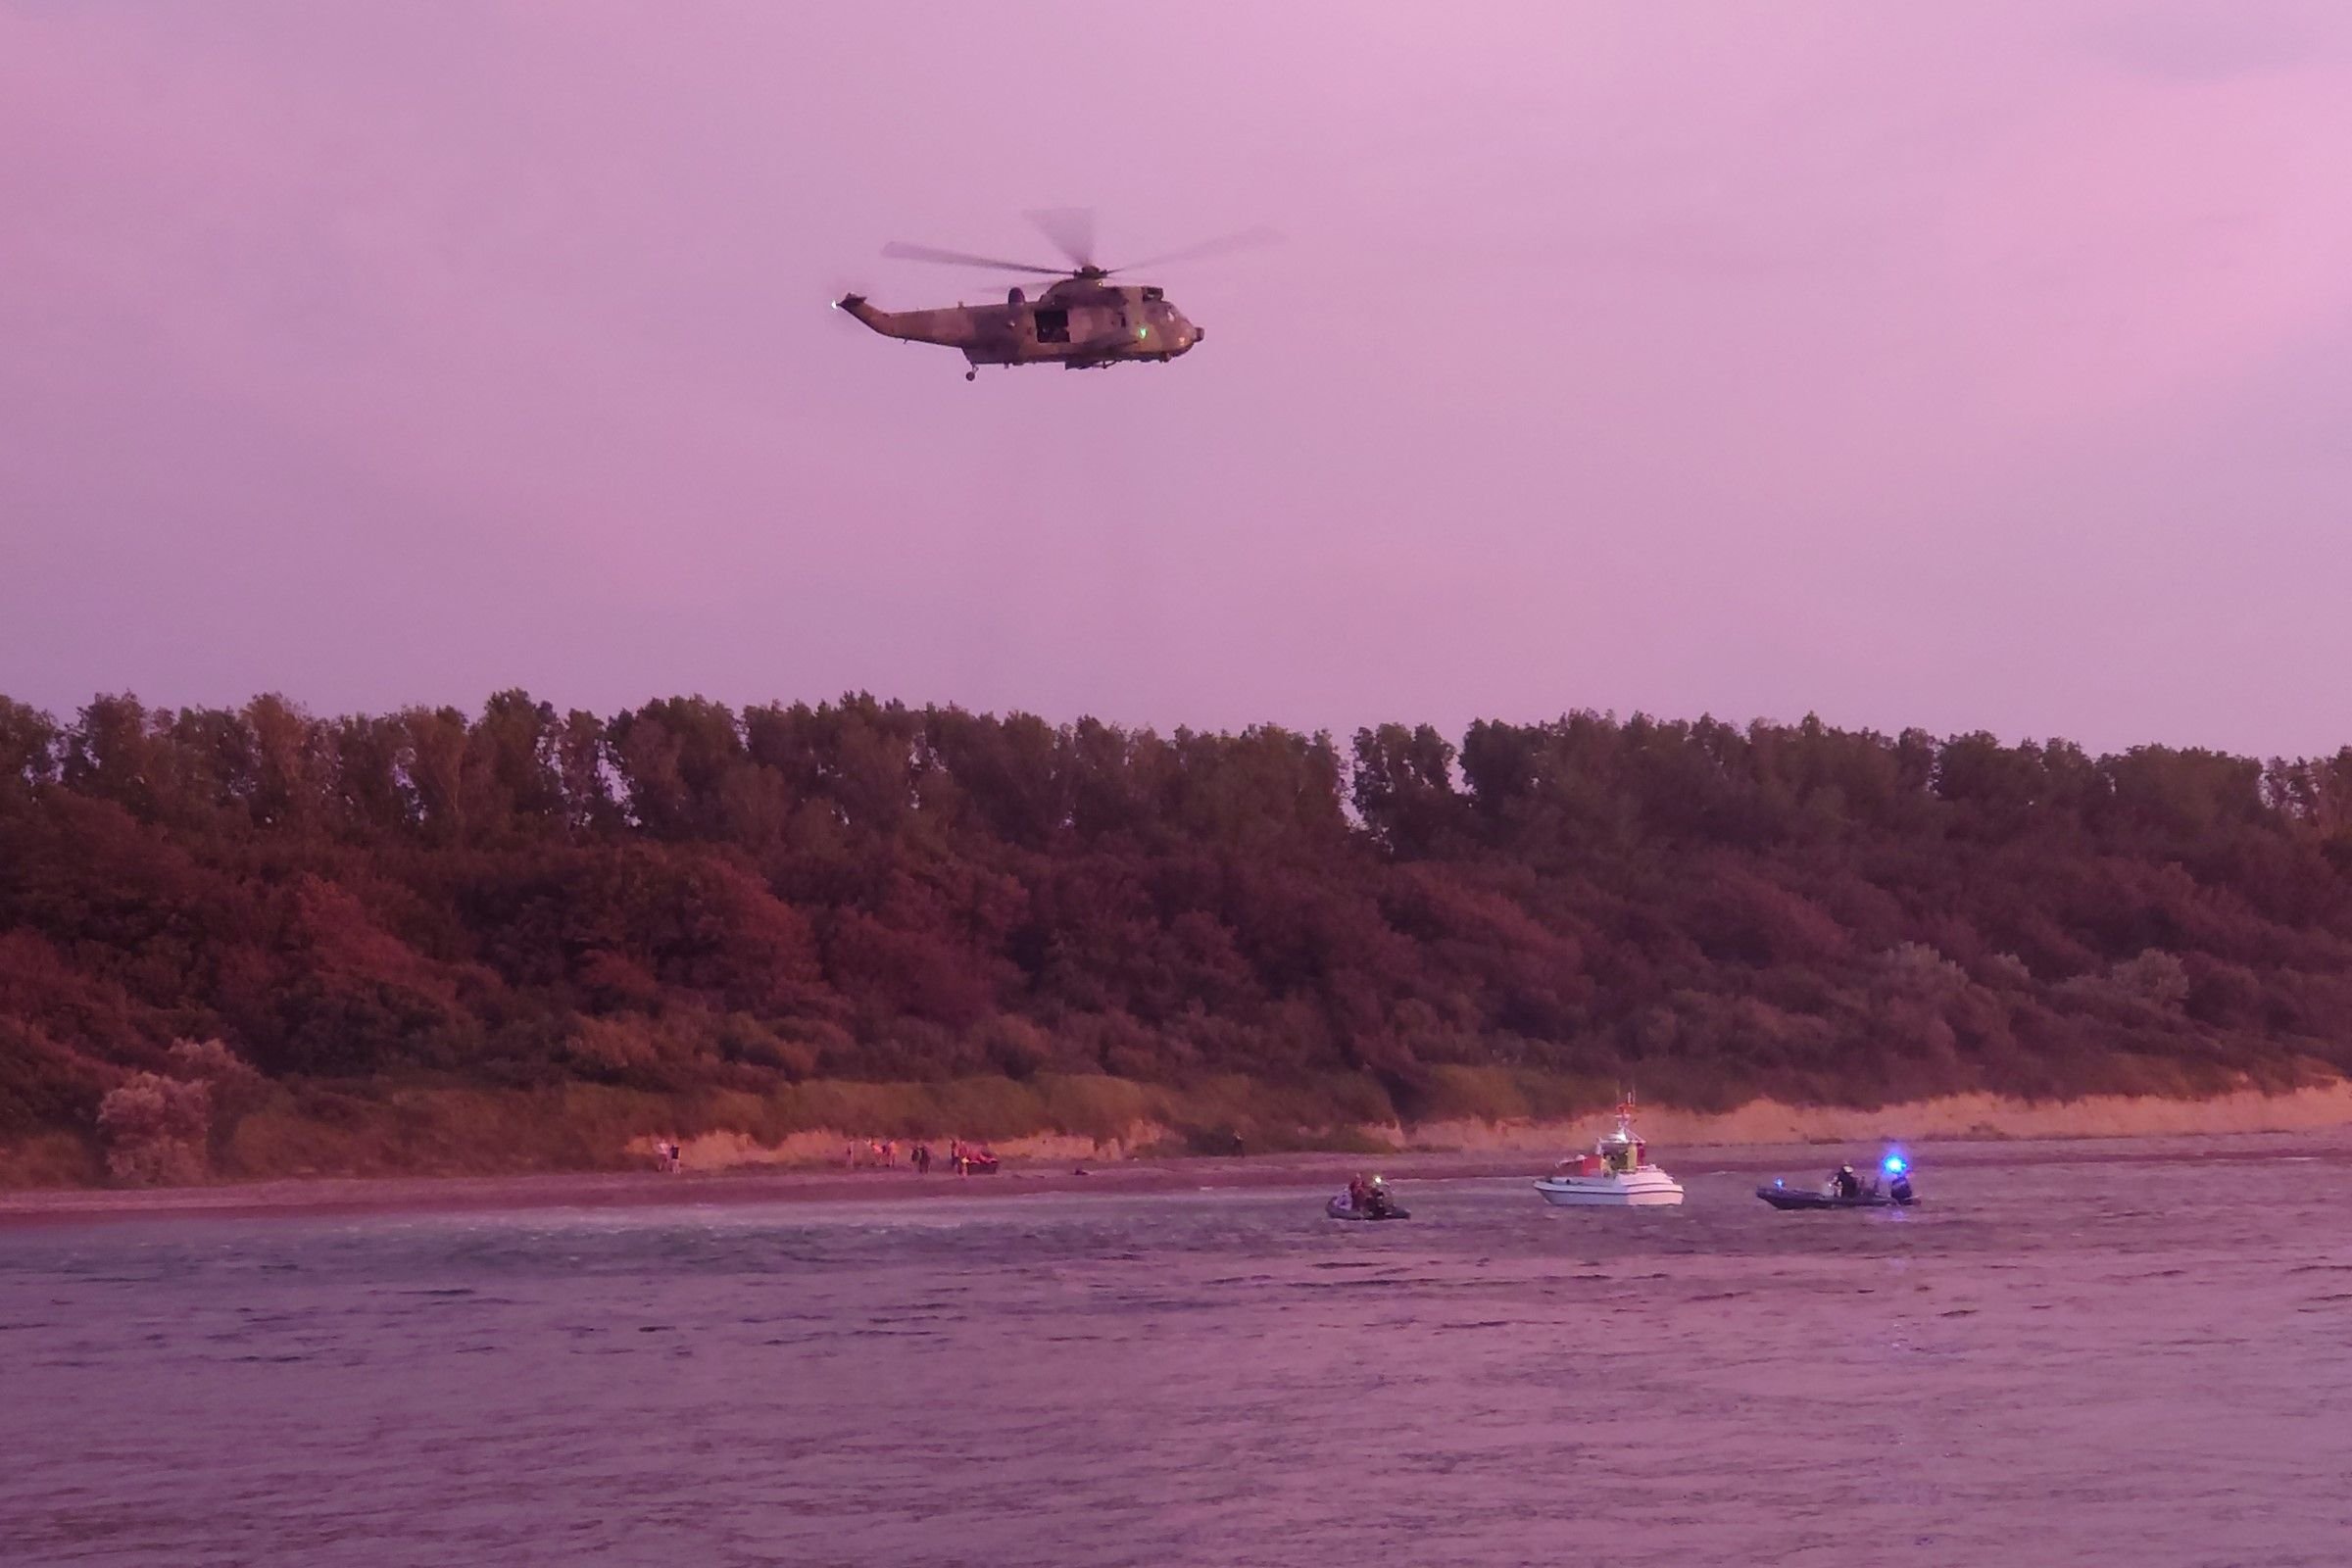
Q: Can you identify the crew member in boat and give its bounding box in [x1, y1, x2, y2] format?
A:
[1829, 1164, 1861, 1199]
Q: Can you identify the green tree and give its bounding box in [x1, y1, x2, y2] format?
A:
[0, 697, 60, 802]
[1350, 722, 1462, 857]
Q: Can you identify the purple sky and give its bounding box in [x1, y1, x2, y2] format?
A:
[5, 2, 2351, 756]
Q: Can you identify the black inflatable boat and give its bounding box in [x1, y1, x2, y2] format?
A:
[1326, 1193, 1411, 1221]
[1757, 1178, 1917, 1210]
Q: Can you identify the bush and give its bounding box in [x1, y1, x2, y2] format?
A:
[2110, 950, 2191, 1011]
[96, 1071, 213, 1185]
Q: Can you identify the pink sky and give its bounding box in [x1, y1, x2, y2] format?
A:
[5, 1, 2351, 756]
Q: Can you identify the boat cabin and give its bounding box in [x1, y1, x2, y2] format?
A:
[1553, 1107, 1649, 1176]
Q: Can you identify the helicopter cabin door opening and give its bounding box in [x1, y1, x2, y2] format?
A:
[1033, 306, 1070, 345]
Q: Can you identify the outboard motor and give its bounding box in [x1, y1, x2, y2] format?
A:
[1883, 1154, 1914, 1204]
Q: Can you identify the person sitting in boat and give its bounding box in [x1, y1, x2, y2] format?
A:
[1830, 1164, 1861, 1200]
[1364, 1175, 1393, 1218]
[1347, 1175, 1371, 1212]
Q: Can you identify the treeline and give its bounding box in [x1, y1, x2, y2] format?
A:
[5, 690, 2352, 1171]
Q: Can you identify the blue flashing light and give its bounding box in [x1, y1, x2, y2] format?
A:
[1883, 1153, 1908, 1175]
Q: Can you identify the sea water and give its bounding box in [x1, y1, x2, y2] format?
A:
[4, 1155, 2350, 1566]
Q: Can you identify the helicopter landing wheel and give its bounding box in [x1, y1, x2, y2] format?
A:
[965, 369, 976, 382]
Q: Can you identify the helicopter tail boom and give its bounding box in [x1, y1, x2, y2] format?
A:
[833, 293, 972, 348]
[834, 293, 894, 333]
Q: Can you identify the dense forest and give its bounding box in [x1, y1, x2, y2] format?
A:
[5, 690, 2352, 1182]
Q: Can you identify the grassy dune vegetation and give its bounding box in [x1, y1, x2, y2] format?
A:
[4, 690, 2352, 1185]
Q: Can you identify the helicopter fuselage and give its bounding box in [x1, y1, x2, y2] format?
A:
[835, 277, 1202, 372]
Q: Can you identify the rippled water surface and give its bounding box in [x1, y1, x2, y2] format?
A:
[6, 1158, 2352, 1566]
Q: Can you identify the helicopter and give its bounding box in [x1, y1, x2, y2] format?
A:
[834, 209, 1274, 381]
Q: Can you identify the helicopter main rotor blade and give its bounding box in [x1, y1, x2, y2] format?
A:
[1023, 207, 1098, 271]
[1111, 225, 1284, 273]
[880, 241, 1071, 275]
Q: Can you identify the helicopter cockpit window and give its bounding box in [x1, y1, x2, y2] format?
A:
[1033, 306, 1070, 344]
[1141, 286, 1164, 302]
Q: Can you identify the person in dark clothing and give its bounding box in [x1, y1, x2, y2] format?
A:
[1830, 1164, 1861, 1200]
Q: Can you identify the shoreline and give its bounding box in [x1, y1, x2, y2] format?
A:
[7, 1119, 2350, 1231]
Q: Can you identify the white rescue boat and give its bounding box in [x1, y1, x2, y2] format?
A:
[1533, 1097, 1685, 1207]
